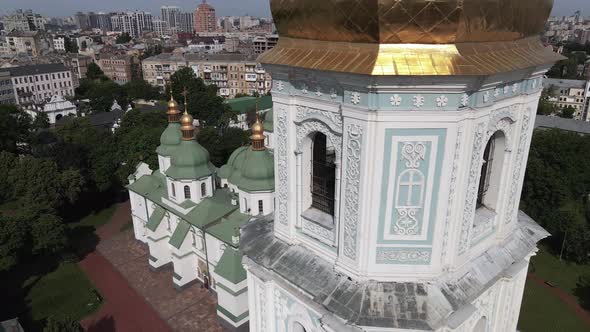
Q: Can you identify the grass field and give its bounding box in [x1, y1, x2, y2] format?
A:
[518, 247, 590, 332]
[518, 281, 588, 332]
[23, 262, 102, 323]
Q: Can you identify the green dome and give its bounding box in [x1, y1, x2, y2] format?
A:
[263, 109, 273, 132]
[218, 164, 232, 179]
[227, 147, 248, 184]
[235, 149, 274, 192]
[166, 140, 213, 180]
[156, 123, 182, 156]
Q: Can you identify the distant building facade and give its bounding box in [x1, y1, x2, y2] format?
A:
[111, 11, 153, 38]
[543, 78, 590, 120]
[8, 63, 74, 105]
[24, 94, 77, 124]
[98, 54, 134, 84]
[0, 71, 15, 105]
[6, 31, 53, 56]
[253, 35, 278, 54]
[2, 9, 45, 32]
[194, 0, 216, 33]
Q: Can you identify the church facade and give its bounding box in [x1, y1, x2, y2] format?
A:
[127, 96, 274, 331]
[241, 1, 562, 332]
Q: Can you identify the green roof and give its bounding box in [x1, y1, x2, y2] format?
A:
[167, 140, 214, 180]
[169, 219, 191, 249]
[214, 247, 247, 284]
[207, 210, 250, 248]
[127, 171, 168, 201]
[146, 205, 166, 231]
[156, 123, 182, 156]
[234, 149, 274, 192]
[225, 96, 272, 114]
[184, 189, 238, 228]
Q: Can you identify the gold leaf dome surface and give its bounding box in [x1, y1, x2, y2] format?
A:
[180, 112, 193, 129]
[271, 0, 554, 44]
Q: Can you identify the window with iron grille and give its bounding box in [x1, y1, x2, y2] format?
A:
[184, 185, 191, 199]
[258, 200, 263, 214]
[311, 133, 336, 216]
[201, 182, 207, 197]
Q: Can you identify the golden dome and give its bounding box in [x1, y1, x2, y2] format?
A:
[250, 114, 266, 150]
[180, 112, 193, 128]
[168, 97, 179, 110]
[271, 0, 553, 44]
[261, 0, 562, 76]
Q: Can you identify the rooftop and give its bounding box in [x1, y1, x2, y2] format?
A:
[7, 63, 69, 77]
[543, 78, 588, 89]
[225, 95, 272, 114]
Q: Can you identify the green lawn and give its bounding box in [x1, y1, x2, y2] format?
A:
[71, 204, 118, 230]
[529, 247, 590, 296]
[23, 262, 102, 323]
[518, 281, 588, 332]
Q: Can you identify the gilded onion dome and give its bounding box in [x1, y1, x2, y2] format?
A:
[250, 114, 266, 151]
[156, 95, 182, 156]
[260, 0, 562, 76]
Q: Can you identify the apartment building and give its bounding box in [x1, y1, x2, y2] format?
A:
[6, 31, 53, 56]
[186, 53, 271, 97]
[194, 0, 216, 33]
[98, 54, 134, 84]
[0, 71, 16, 105]
[7, 63, 75, 105]
[544, 78, 590, 120]
[3, 9, 45, 32]
[141, 53, 272, 98]
[253, 35, 278, 54]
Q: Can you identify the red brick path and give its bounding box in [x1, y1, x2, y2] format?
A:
[80, 201, 223, 332]
[79, 201, 172, 332]
[527, 273, 590, 328]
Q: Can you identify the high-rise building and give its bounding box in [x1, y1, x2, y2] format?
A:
[3, 9, 45, 32]
[161, 6, 180, 34]
[75, 12, 90, 30]
[110, 11, 153, 38]
[194, 0, 216, 33]
[153, 20, 170, 37]
[178, 12, 195, 33]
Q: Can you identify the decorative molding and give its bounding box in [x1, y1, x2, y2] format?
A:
[436, 95, 449, 107]
[375, 247, 431, 264]
[461, 94, 470, 107]
[487, 107, 517, 149]
[302, 219, 335, 244]
[441, 126, 463, 267]
[351, 91, 361, 105]
[413, 94, 425, 108]
[315, 87, 322, 97]
[342, 124, 363, 260]
[505, 111, 532, 224]
[401, 142, 426, 168]
[274, 289, 288, 321]
[258, 285, 266, 332]
[276, 81, 284, 91]
[301, 84, 308, 94]
[483, 91, 490, 103]
[276, 109, 289, 226]
[295, 106, 342, 133]
[330, 88, 338, 100]
[390, 94, 402, 106]
[458, 122, 486, 254]
[295, 120, 342, 158]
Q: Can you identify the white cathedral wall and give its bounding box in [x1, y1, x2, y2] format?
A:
[237, 189, 275, 216]
[158, 155, 171, 173]
[129, 190, 148, 242]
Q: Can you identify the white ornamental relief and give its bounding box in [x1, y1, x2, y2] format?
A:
[494, 88, 501, 97]
[258, 285, 267, 332]
[315, 87, 323, 97]
[274, 290, 288, 321]
[276, 110, 289, 225]
[376, 249, 431, 263]
[436, 95, 449, 107]
[303, 219, 335, 244]
[296, 121, 342, 157]
[458, 123, 486, 254]
[351, 91, 361, 105]
[532, 79, 537, 89]
[483, 91, 490, 103]
[505, 112, 531, 224]
[342, 124, 363, 260]
[295, 106, 343, 132]
[401, 142, 426, 168]
[488, 107, 517, 147]
[461, 94, 470, 107]
[301, 84, 308, 94]
[512, 83, 520, 93]
[330, 88, 338, 99]
[503, 85, 510, 94]
[390, 94, 402, 106]
[441, 126, 463, 266]
[413, 95, 425, 108]
[276, 81, 284, 91]
[394, 208, 420, 235]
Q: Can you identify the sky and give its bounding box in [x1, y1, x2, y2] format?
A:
[0, 0, 588, 18]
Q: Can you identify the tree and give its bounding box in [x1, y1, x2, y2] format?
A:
[560, 106, 576, 119]
[44, 316, 83, 332]
[196, 127, 249, 166]
[169, 68, 226, 127]
[0, 215, 29, 271]
[31, 214, 68, 256]
[86, 63, 104, 81]
[124, 79, 162, 101]
[32, 112, 50, 129]
[0, 152, 17, 202]
[536, 87, 557, 115]
[86, 80, 128, 113]
[0, 104, 32, 153]
[115, 32, 132, 44]
[64, 37, 78, 54]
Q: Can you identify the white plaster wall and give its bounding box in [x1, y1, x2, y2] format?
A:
[238, 190, 274, 216]
[158, 155, 171, 174]
[172, 252, 199, 287]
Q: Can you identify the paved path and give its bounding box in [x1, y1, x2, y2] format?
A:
[527, 273, 590, 328]
[79, 201, 172, 332]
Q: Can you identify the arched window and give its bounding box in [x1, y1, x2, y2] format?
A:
[292, 322, 307, 332]
[477, 131, 506, 210]
[201, 182, 207, 197]
[311, 133, 336, 215]
[184, 185, 191, 199]
[258, 200, 264, 214]
[171, 183, 176, 197]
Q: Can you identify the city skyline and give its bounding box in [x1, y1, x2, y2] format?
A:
[1, 0, 588, 19]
